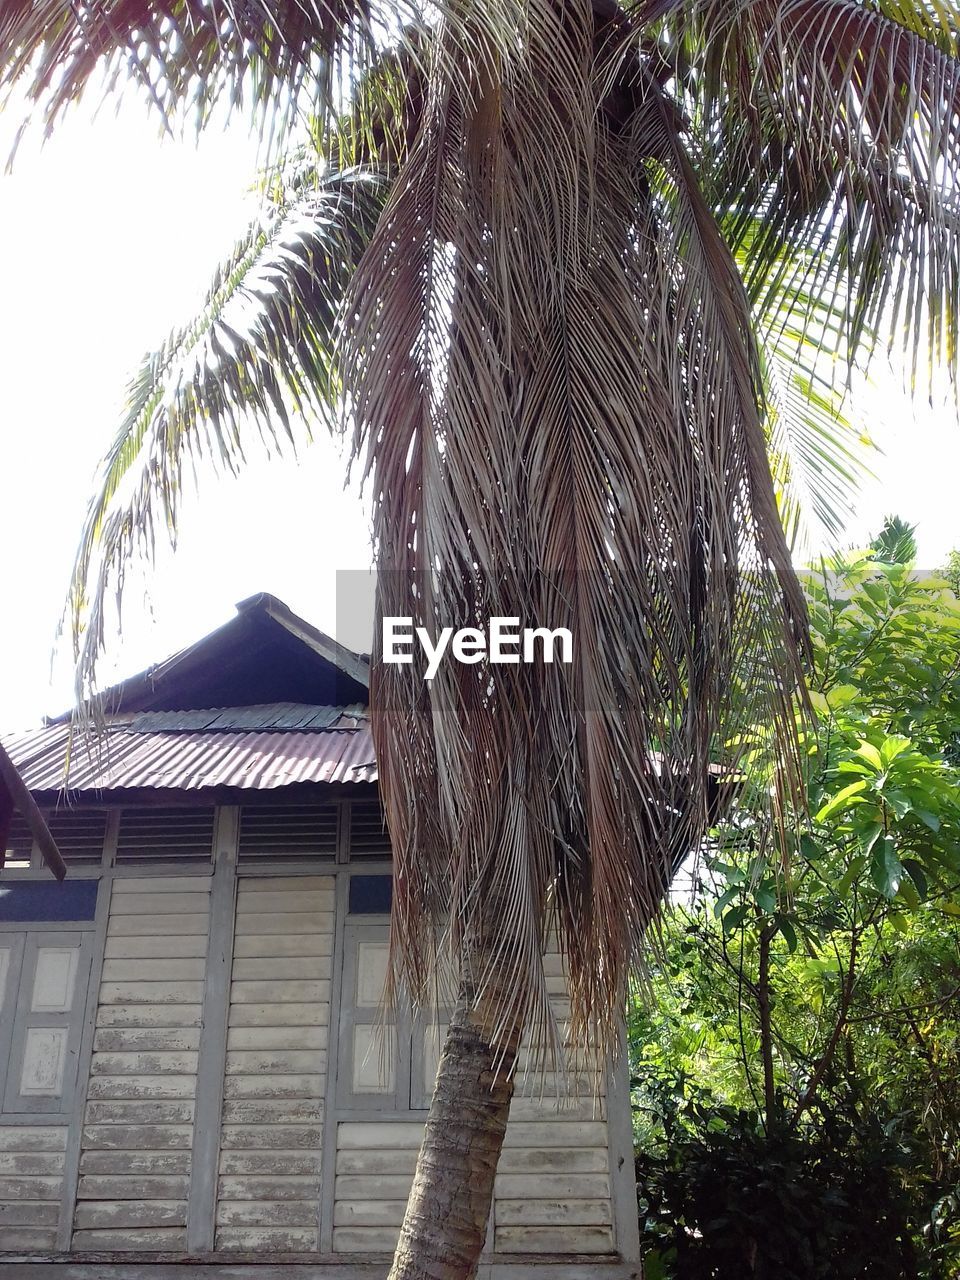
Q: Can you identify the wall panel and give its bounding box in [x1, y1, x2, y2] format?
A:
[214, 875, 334, 1252]
[72, 876, 211, 1250]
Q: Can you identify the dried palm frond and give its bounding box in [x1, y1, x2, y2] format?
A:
[345, 1, 808, 1055]
[3, 0, 957, 1065]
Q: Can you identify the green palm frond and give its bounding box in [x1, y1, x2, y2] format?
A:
[0, 0, 380, 141]
[642, 0, 960, 389]
[69, 165, 384, 701]
[754, 262, 875, 550]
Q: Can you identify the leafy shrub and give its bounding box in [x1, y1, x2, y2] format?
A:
[636, 1094, 920, 1279]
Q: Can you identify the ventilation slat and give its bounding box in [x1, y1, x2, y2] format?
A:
[3, 814, 33, 866]
[116, 806, 215, 864]
[348, 800, 392, 858]
[46, 809, 108, 866]
[238, 804, 338, 862]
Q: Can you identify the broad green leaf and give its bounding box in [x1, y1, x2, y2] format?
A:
[903, 858, 929, 898]
[826, 684, 860, 710]
[871, 835, 903, 899]
[815, 780, 868, 822]
[913, 808, 941, 833]
[854, 742, 883, 770]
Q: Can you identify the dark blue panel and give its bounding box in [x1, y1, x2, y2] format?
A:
[0, 879, 98, 922]
[348, 874, 393, 915]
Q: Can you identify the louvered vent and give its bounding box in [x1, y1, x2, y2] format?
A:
[46, 809, 108, 865]
[3, 814, 33, 866]
[238, 804, 338, 862]
[116, 806, 215, 864]
[349, 799, 392, 859]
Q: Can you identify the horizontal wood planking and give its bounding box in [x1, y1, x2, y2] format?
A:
[226, 1025, 327, 1051]
[80, 1150, 191, 1175]
[334, 1200, 407, 1227]
[230, 979, 330, 1004]
[494, 950, 615, 1255]
[236, 891, 333, 914]
[219, 1149, 321, 1175]
[86, 1073, 198, 1100]
[112, 877, 213, 894]
[220, 1124, 323, 1150]
[333, 1225, 409, 1252]
[101, 958, 206, 982]
[216, 1200, 320, 1227]
[497, 1225, 615, 1252]
[233, 933, 333, 959]
[228, 1002, 326, 1028]
[107, 914, 209, 937]
[225, 1049, 324, 1074]
[73, 880, 211, 1250]
[90, 1051, 199, 1075]
[72, 1225, 186, 1249]
[99, 981, 206, 1005]
[103, 934, 209, 960]
[231, 956, 332, 980]
[0, 1125, 67, 1251]
[0, 1227, 58, 1249]
[497, 1199, 613, 1226]
[0, 1152, 64, 1174]
[0, 1202, 60, 1226]
[332, 1122, 420, 1253]
[76, 1175, 189, 1201]
[80, 1125, 193, 1150]
[74, 1198, 187, 1229]
[223, 1073, 324, 1101]
[95, 1003, 203, 1028]
[0, 1126, 68, 1152]
[220, 1099, 323, 1125]
[215, 877, 334, 1254]
[215, 1225, 320, 1251]
[92, 1026, 202, 1052]
[84, 1099, 195, 1125]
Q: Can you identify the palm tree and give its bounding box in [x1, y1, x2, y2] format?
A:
[3, 3, 958, 1277]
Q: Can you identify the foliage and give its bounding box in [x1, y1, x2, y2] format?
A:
[632, 547, 960, 1277]
[636, 1093, 919, 1279]
[873, 517, 920, 566]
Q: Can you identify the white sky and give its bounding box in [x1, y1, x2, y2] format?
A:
[1, 94, 959, 728]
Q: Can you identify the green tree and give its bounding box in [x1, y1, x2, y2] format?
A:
[4, 6, 960, 1277]
[632, 552, 960, 1275]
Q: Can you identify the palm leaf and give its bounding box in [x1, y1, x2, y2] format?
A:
[640, 0, 960, 390]
[0, 0, 388, 156]
[68, 165, 383, 704]
[344, 5, 808, 1053]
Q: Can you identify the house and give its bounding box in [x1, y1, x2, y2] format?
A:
[0, 594, 640, 1278]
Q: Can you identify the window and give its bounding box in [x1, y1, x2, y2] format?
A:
[0, 931, 92, 1114]
[337, 921, 447, 1112]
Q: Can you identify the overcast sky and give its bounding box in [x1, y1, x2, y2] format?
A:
[1, 93, 958, 728]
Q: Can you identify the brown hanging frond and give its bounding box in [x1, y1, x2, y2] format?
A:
[345, 0, 808, 1059]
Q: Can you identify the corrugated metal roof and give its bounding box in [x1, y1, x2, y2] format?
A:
[118, 703, 369, 733]
[2, 706, 377, 794]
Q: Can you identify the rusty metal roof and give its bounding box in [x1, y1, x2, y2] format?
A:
[2, 705, 377, 795]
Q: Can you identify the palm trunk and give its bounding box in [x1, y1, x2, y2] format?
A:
[388, 983, 519, 1280]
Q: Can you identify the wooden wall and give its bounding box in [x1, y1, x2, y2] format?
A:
[332, 941, 616, 1256]
[72, 876, 210, 1249]
[215, 874, 334, 1251]
[0, 833, 636, 1266]
[0, 1124, 68, 1251]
